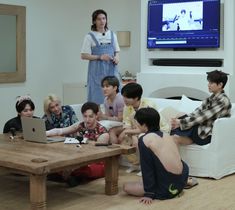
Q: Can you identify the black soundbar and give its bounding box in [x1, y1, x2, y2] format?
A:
[152, 59, 223, 67]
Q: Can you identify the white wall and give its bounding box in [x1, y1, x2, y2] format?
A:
[0, 0, 140, 129]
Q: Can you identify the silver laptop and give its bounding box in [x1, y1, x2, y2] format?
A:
[21, 117, 65, 143]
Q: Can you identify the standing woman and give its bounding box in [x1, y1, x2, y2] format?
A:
[81, 9, 121, 105]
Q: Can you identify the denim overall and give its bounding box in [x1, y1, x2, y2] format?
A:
[87, 31, 121, 104]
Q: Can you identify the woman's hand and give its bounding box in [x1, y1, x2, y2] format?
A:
[112, 55, 119, 65]
[100, 54, 113, 62]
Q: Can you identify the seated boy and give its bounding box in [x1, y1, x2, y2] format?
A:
[46, 102, 109, 186]
[171, 70, 231, 146]
[119, 82, 169, 144]
[123, 107, 189, 203]
[46, 101, 109, 143]
[99, 76, 125, 143]
[118, 82, 169, 173]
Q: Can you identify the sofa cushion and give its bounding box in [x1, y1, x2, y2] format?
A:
[178, 95, 202, 114]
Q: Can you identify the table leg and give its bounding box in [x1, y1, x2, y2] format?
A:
[30, 174, 47, 210]
[105, 155, 119, 195]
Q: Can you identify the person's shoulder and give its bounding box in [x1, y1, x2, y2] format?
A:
[217, 91, 231, 104]
[5, 116, 20, 125]
[5, 116, 17, 123]
[141, 98, 156, 108]
[84, 32, 94, 41]
[143, 132, 161, 144]
[104, 96, 109, 103]
[62, 105, 73, 111]
[115, 93, 125, 103]
[3, 116, 20, 133]
[107, 30, 117, 36]
[221, 91, 230, 99]
[223, 92, 231, 101]
[116, 93, 123, 99]
[222, 94, 232, 107]
[87, 31, 94, 36]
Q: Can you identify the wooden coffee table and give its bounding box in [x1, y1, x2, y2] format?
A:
[0, 134, 135, 210]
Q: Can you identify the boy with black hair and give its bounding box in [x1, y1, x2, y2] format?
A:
[3, 95, 37, 133]
[119, 82, 169, 173]
[119, 82, 169, 144]
[47, 102, 109, 186]
[47, 102, 109, 143]
[99, 76, 125, 143]
[123, 107, 190, 204]
[171, 70, 231, 146]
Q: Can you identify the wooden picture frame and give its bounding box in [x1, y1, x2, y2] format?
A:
[0, 4, 26, 83]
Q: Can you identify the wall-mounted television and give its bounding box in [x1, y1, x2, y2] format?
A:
[147, 0, 221, 49]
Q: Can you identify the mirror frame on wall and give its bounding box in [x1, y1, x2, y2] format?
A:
[0, 4, 26, 83]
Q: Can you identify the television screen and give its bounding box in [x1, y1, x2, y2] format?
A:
[147, 0, 220, 49]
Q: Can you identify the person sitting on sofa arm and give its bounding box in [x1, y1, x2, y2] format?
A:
[171, 70, 232, 146]
[46, 102, 109, 144]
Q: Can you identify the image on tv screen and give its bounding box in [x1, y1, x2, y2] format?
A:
[162, 1, 203, 31]
[147, 0, 220, 49]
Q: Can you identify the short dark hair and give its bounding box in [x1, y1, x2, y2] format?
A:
[91, 9, 108, 31]
[121, 83, 143, 100]
[134, 107, 160, 131]
[81, 102, 99, 114]
[15, 100, 35, 113]
[207, 70, 229, 88]
[101, 76, 120, 93]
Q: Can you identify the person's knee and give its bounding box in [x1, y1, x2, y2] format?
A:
[132, 141, 138, 148]
[173, 135, 193, 145]
[109, 133, 118, 144]
[173, 135, 180, 145]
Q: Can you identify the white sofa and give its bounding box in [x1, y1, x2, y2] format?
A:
[70, 96, 235, 179]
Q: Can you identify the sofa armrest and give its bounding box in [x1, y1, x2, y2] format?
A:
[211, 117, 235, 151]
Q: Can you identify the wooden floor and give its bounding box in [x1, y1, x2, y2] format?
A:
[0, 167, 235, 210]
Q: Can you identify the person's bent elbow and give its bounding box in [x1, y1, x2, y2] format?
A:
[81, 53, 86, 60]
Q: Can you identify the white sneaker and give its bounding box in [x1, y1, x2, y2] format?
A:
[136, 171, 142, 177]
[125, 165, 140, 173]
